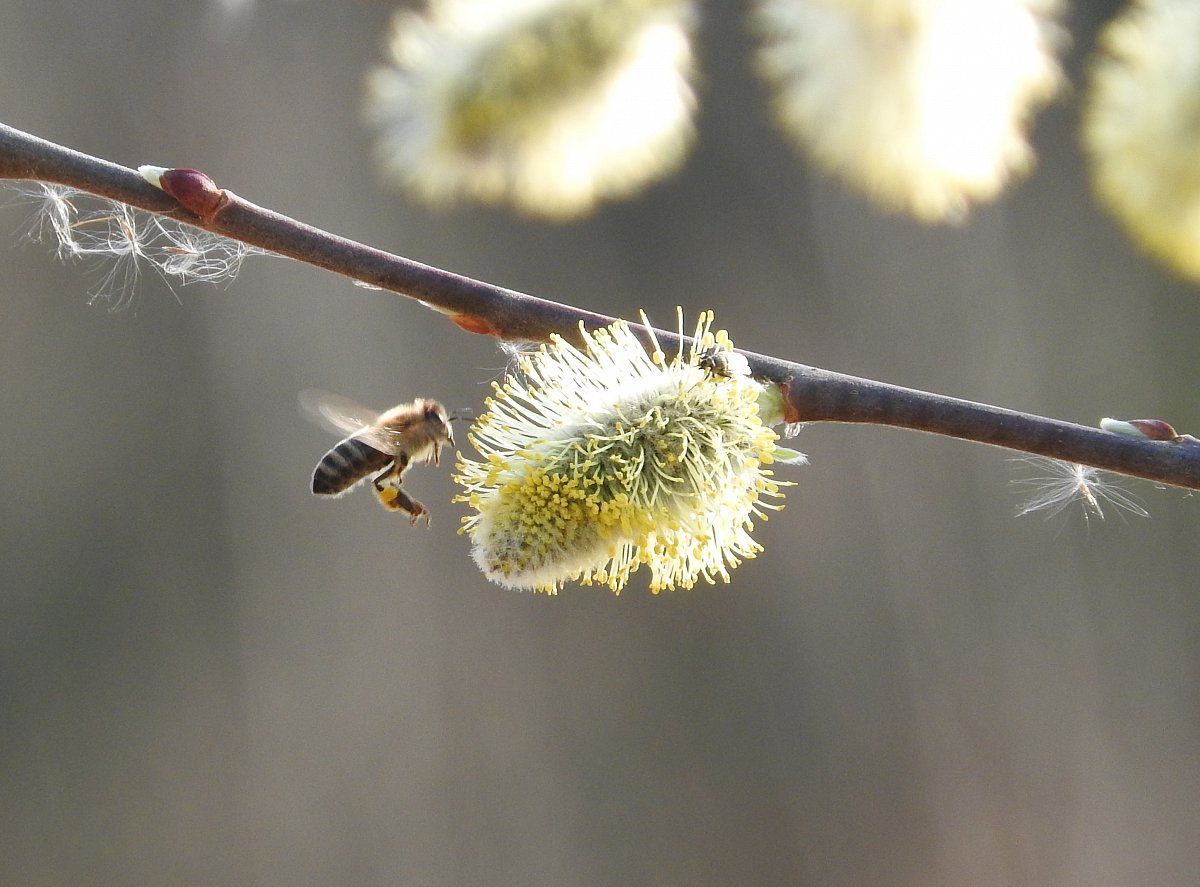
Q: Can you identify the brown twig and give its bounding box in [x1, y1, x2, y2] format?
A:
[4, 120, 1199, 490]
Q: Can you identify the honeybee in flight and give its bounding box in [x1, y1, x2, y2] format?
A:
[302, 390, 457, 526]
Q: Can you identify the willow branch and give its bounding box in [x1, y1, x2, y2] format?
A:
[3, 121, 1198, 490]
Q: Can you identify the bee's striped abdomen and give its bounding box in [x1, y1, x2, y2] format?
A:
[312, 436, 392, 496]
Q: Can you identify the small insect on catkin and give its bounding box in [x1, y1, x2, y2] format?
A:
[454, 311, 804, 594]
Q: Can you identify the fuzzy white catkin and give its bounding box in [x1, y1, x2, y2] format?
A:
[364, 0, 697, 219]
[454, 312, 800, 593]
[1083, 0, 1200, 280]
[754, 0, 1064, 222]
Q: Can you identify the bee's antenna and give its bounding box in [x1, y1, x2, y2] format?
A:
[448, 408, 474, 422]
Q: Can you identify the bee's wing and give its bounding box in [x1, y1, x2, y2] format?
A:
[300, 389, 379, 434]
[299, 389, 407, 454]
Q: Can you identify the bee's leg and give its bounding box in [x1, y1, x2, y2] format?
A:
[394, 491, 429, 527]
[371, 464, 404, 510]
[371, 461, 429, 526]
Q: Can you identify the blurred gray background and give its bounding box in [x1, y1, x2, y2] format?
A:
[2, 2, 1198, 885]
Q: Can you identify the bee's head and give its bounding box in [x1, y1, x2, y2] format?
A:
[420, 401, 474, 448]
